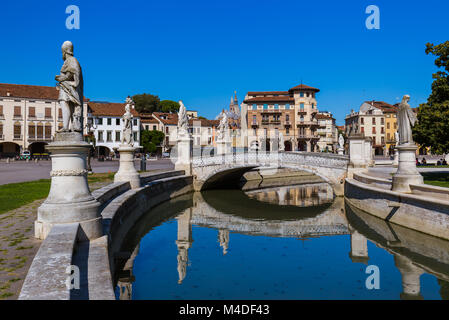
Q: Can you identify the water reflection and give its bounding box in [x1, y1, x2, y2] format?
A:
[115, 183, 449, 300]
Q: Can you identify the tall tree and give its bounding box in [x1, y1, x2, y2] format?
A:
[141, 130, 165, 154]
[132, 93, 160, 114]
[160, 100, 180, 113]
[413, 41, 449, 154]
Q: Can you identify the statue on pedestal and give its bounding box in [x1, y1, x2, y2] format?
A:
[217, 110, 228, 141]
[339, 134, 345, 149]
[397, 95, 417, 145]
[279, 132, 285, 151]
[121, 96, 134, 146]
[177, 100, 188, 137]
[55, 41, 84, 132]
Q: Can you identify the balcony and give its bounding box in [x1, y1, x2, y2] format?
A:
[13, 114, 23, 120]
[297, 110, 307, 115]
[284, 121, 291, 127]
[297, 134, 320, 140]
[28, 136, 53, 142]
[296, 121, 319, 127]
[251, 121, 258, 127]
[13, 134, 22, 140]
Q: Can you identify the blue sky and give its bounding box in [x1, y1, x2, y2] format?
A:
[0, 0, 447, 125]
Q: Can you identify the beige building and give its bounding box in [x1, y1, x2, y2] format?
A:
[0, 83, 88, 157]
[316, 112, 338, 152]
[243, 84, 321, 152]
[345, 101, 397, 156]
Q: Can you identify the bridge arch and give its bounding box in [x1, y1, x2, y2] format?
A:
[191, 152, 349, 196]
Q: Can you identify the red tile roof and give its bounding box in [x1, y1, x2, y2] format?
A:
[152, 112, 178, 125]
[315, 113, 333, 120]
[366, 101, 397, 113]
[88, 102, 139, 117]
[189, 118, 219, 127]
[244, 96, 295, 103]
[289, 84, 320, 92]
[0, 83, 89, 102]
[247, 91, 289, 96]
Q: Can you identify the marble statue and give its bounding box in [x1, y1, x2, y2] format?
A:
[397, 95, 417, 145]
[279, 132, 285, 151]
[339, 134, 345, 149]
[121, 96, 134, 146]
[178, 100, 188, 136]
[218, 110, 228, 140]
[395, 131, 399, 146]
[55, 41, 84, 132]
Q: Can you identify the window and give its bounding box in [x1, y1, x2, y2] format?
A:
[387, 122, 390, 129]
[263, 104, 268, 110]
[300, 92, 304, 97]
[58, 109, 62, 119]
[372, 127, 376, 134]
[45, 107, 52, 118]
[153, 125, 157, 131]
[372, 118, 376, 125]
[381, 127, 384, 134]
[29, 107, 36, 117]
[361, 127, 364, 133]
[28, 123, 35, 138]
[0, 105, 3, 116]
[286, 127, 289, 134]
[394, 122, 397, 129]
[381, 118, 384, 125]
[311, 103, 315, 108]
[285, 104, 290, 109]
[165, 127, 169, 134]
[107, 118, 112, 126]
[387, 133, 390, 140]
[98, 131, 104, 142]
[133, 119, 137, 126]
[107, 131, 112, 142]
[300, 103, 304, 110]
[252, 104, 257, 110]
[274, 104, 279, 109]
[133, 132, 138, 141]
[97, 118, 103, 125]
[381, 137, 385, 144]
[45, 124, 51, 138]
[115, 131, 121, 141]
[14, 106, 21, 117]
[14, 123, 21, 139]
[361, 117, 364, 125]
[116, 119, 120, 125]
[0, 123, 3, 137]
[286, 115, 290, 122]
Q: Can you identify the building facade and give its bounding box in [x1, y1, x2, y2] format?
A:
[87, 102, 141, 156]
[0, 83, 89, 157]
[242, 84, 321, 152]
[316, 111, 338, 152]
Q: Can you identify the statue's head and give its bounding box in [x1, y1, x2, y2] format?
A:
[403, 95, 410, 103]
[61, 41, 74, 60]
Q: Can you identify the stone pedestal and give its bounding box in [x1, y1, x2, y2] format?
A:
[393, 147, 399, 166]
[337, 147, 344, 155]
[175, 134, 192, 175]
[349, 228, 369, 264]
[35, 132, 102, 241]
[392, 144, 423, 193]
[114, 145, 140, 189]
[348, 134, 367, 168]
[216, 139, 231, 156]
[364, 137, 374, 167]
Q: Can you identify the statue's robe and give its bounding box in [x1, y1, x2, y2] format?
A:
[397, 103, 417, 145]
[58, 55, 83, 108]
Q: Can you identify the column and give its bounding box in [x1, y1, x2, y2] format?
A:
[394, 255, 424, 300]
[176, 208, 193, 284]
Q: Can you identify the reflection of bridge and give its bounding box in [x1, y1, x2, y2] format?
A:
[190, 151, 349, 196]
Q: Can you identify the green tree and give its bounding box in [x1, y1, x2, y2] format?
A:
[133, 93, 160, 114]
[413, 41, 449, 155]
[141, 130, 165, 154]
[160, 100, 180, 113]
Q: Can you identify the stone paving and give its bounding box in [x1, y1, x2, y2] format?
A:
[0, 180, 111, 300]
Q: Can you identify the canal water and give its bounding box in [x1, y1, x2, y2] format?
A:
[115, 182, 449, 300]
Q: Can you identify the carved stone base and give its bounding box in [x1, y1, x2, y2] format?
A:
[114, 145, 140, 189]
[392, 144, 423, 193]
[36, 133, 102, 240]
[175, 136, 192, 175]
[337, 147, 344, 155]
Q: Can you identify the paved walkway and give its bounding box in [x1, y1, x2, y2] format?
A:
[0, 158, 174, 185]
[0, 180, 112, 300]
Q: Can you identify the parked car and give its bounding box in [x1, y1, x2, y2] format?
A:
[20, 151, 31, 160]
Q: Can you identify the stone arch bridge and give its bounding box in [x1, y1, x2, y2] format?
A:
[190, 151, 349, 196]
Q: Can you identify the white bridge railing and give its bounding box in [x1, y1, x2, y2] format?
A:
[191, 151, 349, 170]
